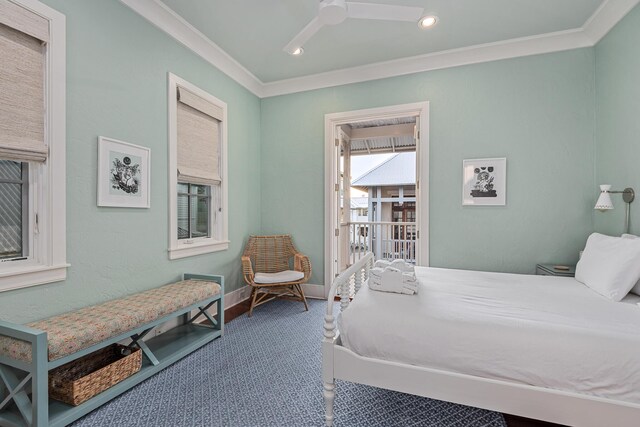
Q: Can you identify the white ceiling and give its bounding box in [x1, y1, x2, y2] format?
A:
[121, 0, 640, 97]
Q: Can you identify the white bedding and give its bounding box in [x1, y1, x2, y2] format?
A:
[338, 267, 640, 404]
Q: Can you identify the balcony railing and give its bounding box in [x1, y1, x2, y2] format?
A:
[345, 221, 416, 266]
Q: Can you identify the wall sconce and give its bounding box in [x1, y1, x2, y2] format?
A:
[594, 184, 635, 234]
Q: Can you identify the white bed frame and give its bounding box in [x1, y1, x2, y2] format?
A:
[322, 253, 640, 426]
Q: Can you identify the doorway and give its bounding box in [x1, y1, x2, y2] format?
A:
[324, 102, 429, 296]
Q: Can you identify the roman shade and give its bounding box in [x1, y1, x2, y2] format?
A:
[0, 1, 48, 163]
[176, 86, 222, 185]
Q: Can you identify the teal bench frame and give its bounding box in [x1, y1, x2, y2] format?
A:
[0, 273, 224, 427]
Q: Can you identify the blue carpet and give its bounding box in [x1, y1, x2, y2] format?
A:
[73, 299, 507, 427]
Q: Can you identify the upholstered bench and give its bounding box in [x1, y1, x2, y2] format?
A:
[0, 273, 224, 427]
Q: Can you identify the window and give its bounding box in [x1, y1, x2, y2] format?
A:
[168, 73, 228, 259]
[0, 160, 28, 261]
[177, 183, 211, 240]
[0, 0, 67, 292]
[392, 202, 416, 240]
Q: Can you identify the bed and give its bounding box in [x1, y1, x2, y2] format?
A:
[322, 253, 640, 426]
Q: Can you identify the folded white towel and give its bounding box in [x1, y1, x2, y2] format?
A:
[369, 266, 418, 295]
[402, 271, 417, 282]
[388, 259, 415, 273]
[370, 267, 384, 282]
[374, 260, 391, 269]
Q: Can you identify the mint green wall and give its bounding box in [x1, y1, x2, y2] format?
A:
[5, 0, 633, 322]
[0, 0, 262, 323]
[261, 49, 596, 285]
[594, 5, 640, 236]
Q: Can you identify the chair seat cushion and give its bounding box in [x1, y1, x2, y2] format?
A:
[0, 279, 221, 362]
[254, 270, 304, 284]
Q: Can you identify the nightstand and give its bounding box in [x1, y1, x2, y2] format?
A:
[536, 264, 576, 277]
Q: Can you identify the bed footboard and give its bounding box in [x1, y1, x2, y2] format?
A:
[323, 253, 374, 426]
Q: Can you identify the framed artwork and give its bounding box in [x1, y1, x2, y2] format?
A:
[97, 136, 150, 208]
[462, 158, 506, 206]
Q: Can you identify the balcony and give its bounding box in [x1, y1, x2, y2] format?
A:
[343, 221, 416, 266]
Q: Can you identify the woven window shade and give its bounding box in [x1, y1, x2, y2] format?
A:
[0, 10, 48, 163]
[178, 87, 223, 121]
[0, 0, 49, 42]
[177, 87, 221, 185]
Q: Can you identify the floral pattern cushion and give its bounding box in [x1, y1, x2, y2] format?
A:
[0, 279, 221, 362]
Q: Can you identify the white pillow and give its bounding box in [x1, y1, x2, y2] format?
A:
[575, 233, 640, 301]
[621, 234, 640, 295]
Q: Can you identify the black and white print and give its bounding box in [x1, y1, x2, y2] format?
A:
[110, 155, 141, 195]
[98, 137, 150, 208]
[462, 158, 506, 206]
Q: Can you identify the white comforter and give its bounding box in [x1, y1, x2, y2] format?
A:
[338, 267, 640, 404]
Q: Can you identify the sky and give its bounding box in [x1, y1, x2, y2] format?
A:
[349, 153, 395, 198]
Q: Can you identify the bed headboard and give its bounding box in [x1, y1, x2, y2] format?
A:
[325, 253, 374, 340]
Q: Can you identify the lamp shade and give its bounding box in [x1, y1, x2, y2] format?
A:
[595, 184, 614, 211]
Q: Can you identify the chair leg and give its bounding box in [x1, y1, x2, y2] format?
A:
[297, 284, 309, 312]
[248, 287, 258, 317]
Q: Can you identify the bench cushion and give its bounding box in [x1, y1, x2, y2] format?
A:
[0, 279, 221, 362]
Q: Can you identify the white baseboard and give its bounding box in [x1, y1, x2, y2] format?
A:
[224, 284, 251, 309]
[302, 283, 326, 299]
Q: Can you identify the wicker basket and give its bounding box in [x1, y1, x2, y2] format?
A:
[49, 344, 142, 406]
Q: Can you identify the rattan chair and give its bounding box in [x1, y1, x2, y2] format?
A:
[241, 235, 311, 317]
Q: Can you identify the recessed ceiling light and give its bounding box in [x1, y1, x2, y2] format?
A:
[290, 47, 304, 56]
[418, 15, 438, 29]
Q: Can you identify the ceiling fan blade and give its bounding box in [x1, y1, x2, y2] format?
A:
[346, 2, 424, 22]
[283, 16, 325, 54]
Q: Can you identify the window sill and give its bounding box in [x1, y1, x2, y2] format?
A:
[169, 240, 230, 260]
[0, 263, 70, 293]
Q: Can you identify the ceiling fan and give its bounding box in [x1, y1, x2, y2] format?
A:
[284, 0, 437, 55]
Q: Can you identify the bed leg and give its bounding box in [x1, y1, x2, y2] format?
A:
[323, 380, 335, 426]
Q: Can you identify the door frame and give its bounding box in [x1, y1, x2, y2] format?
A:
[324, 102, 430, 297]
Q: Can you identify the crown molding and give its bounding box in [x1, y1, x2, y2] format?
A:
[121, 0, 638, 99]
[582, 0, 640, 44]
[119, 0, 265, 97]
[261, 29, 593, 97]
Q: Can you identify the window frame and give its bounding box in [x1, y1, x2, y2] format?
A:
[167, 73, 228, 259]
[0, 0, 67, 293]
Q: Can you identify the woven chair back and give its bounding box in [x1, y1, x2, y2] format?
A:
[244, 235, 298, 273]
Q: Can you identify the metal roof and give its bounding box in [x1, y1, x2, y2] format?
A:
[346, 117, 416, 156]
[351, 152, 416, 190]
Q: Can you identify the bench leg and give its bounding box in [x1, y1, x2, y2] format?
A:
[216, 297, 224, 336]
[32, 333, 48, 427]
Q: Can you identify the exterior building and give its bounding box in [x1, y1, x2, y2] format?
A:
[349, 152, 417, 262]
[351, 152, 416, 225]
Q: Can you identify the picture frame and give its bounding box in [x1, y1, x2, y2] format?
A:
[97, 136, 150, 208]
[462, 157, 506, 206]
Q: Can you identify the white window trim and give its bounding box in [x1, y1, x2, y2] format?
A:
[0, 0, 67, 292]
[167, 73, 229, 260]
